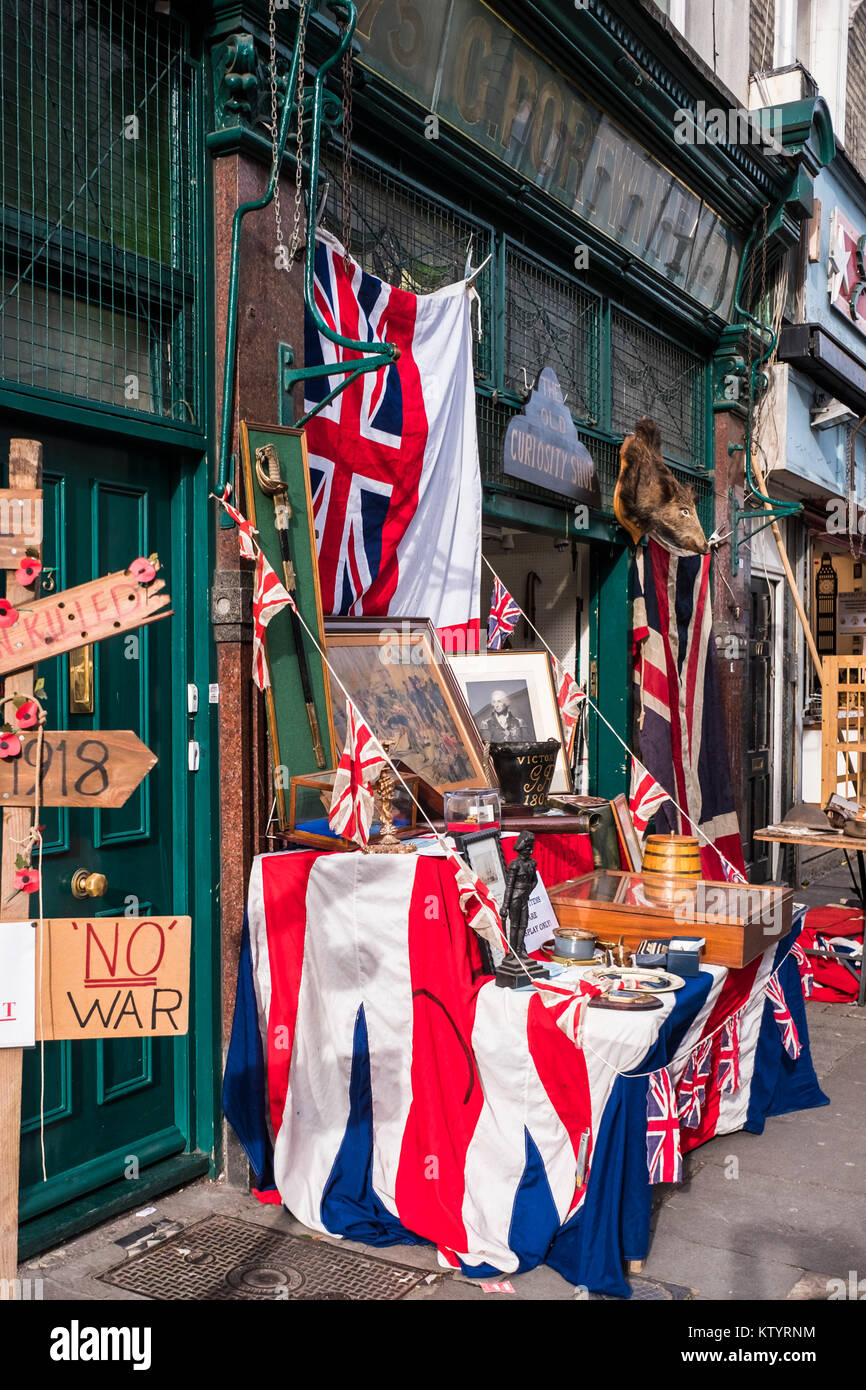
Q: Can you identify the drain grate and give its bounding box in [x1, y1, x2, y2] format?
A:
[590, 1275, 694, 1302]
[98, 1215, 427, 1301]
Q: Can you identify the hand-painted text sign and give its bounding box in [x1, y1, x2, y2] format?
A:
[0, 570, 172, 677]
[0, 731, 156, 808]
[0, 489, 42, 569]
[503, 368, 600, 505]
[37, 916, 190, 1039]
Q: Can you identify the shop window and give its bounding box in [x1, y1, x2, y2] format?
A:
[320, 152, 493, 383]
[503, 245, 601, 425]
[0, 0, 202, 423]
[610, 308, 706, 467]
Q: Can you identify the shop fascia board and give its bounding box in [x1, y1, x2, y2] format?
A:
[483, 486, 619, 545]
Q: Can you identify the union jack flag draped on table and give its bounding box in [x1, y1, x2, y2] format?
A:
[676, 1037, 713, 1129]
[765, 971, 802, 1059]
[553, 657, 584, 745]
[304, 230, 481, 651]
[717, 1009, 742, 1094]
[632, 539, 747, 881]
[328, 701, 387, 847]
[629, 758, 671, 837]
[487, 577, 521, 650]
[252, 549, 294, 691]
[646, 1067, 682, 1184]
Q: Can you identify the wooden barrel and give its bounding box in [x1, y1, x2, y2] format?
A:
[642, 833, 702, 879]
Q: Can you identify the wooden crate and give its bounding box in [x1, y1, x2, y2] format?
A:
[547, 871, 792, 970]
[821, 656, 866, 804]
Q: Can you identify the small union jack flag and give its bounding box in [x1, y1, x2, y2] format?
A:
[328, 701, 387, 847]
[553, 657, 584, 744]
[447, 848, 507, 952]
[646, 1068, 682, 1184]
[252, 549, 294, 691]
[487, 577, 520, 650]
[220, 492, 259, 562]
[722, 859, 749, 885]
[677, 1038, 712, 1129]
[790, 939, 814, 998]
[765, 971, 802, 1059]
[717, 1010, 742, 1094]
[629, 758, 670, 837]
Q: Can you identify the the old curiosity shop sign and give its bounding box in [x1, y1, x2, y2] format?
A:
[354, 0, 741, 314]
[503, 367, 600, 505]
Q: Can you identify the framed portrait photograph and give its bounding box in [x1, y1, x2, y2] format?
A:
[448, 649, 572, 793]
[611, 793, 643, 871]
[324, 618, 489, 803]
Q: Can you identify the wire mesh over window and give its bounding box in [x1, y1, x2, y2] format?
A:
[320, 151, 493, 380]
[504, 246, 600, 424]
[610, 309, 705, 465]
[0, 0, 201, 423]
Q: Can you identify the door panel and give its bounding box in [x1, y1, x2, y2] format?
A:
[0, 424, 192, 1224]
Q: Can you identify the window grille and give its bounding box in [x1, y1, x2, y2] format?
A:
[610, 309, 705, 465]
[320, 151, 493, 380]
[0, 0, 201, 423]
[504, 245, 600, 423]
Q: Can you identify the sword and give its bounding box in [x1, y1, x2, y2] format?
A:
[254, 444, 326, 769]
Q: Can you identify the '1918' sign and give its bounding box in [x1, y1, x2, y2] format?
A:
[37, 916, 190, 1039]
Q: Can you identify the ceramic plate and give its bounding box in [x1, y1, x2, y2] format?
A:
[583, 966, 686, 993]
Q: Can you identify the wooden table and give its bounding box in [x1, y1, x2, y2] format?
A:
[755, 825, 866, 1005]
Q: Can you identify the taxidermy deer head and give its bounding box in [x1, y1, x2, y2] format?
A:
[613, 417, 709, 555]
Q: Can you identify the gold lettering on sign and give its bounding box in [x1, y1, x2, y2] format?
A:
[531, 80, 564, 175]
[500, 48, 538, 152]
[388, 0, 424, 69]
[453, 14, 493, 125]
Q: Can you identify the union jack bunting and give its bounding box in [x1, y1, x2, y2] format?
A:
[646, 1067, 682, 1184]
[220, 491, 259, 562]
[328, 702, 387, 848]
[790, 939, 814, 998]
[722, 859, 749, 885]
[446, 849, 507, 952]
[717, 1010, 742, 1094]
[487, 577, 520, 650]
[676, 1038, 712, 1129]
[251, 549, 294, 691]
[765, 971, 802, 1059]
[553, 657, 584, 745]
[629, 758, 671, 837]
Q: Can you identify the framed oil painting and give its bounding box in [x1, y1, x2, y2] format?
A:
[324, 618, 489, 806]
[448, 649, 572, 793]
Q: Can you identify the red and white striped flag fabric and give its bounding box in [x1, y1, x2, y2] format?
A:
[646, 1067, 682, 1184]
[629, 758, 671, 837]
[765, 972, 802, 1059]
[446, 850, 507, 951]
[553, 657, 584, 745]
[252, 549, 294, 690]
[221, 493, 259, 561]
[328, 701, 387, 847]
[790, 939, 814, 998]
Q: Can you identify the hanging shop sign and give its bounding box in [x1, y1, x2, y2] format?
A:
[353, 0, 741, 314]
[0, 568, 172, 677]
[0, 730, 156, 809]
[503, 367, 600, 505]
[36, 916, 191, 1040]
[828, 207, 866, 334]
[837, 590, 866, 634]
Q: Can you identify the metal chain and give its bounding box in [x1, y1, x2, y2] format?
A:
[340, 23, 353, 272]
[268, 0, 287, 269]
[289, 0, 308, 265]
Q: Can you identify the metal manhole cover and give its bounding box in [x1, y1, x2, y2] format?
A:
[590, 1276, 694, 1302]
[98, 1215, 427, 1301]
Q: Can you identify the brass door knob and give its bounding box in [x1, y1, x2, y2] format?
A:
[71, 869, 108, 899]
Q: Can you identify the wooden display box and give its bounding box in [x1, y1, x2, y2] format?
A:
[547, 870, 792, 970]
[288, 767, 419, 850]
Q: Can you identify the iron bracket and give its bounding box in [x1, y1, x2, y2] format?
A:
[729, 488, 802, 575]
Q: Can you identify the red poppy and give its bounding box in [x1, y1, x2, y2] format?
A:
[15, 700, 40, 729]
[0, 599, 18, 627]
[0, 734, 21, 759]
[14, 557, 42, 586]
[14, 867, 40, 894]
[129, 557, 156, 584]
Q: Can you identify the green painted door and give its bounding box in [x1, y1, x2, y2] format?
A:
[0, 423, 205, 1235]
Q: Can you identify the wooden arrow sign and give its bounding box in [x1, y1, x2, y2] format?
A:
[0, 569, 172, 677]
[0, 731, 156, 808]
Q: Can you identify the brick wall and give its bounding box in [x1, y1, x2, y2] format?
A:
[847, 6, 866, 177]
[750, 0, 775, 74]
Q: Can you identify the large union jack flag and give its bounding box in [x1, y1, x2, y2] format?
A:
[304, 230, 481, 647]
[646, 1067, 682, 1184]
[487, 577, 520, 650]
